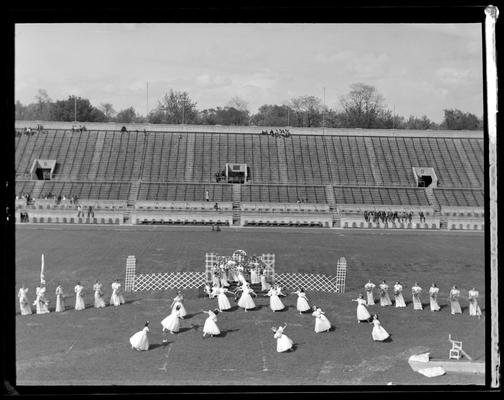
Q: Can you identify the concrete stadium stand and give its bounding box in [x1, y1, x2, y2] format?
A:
[240, 202, 330, 213]
[132, 210, 233, 226]
[240, 212, 332, 228]
[134, 200, 232, 212]
[16, 209, 123, 225]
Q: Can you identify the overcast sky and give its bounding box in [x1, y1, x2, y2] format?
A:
[15, 23, 483, 123]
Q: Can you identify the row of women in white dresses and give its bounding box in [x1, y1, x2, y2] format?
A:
[211, 264, 272, 292]
[17, 281, 126, 315]
[363, 281, 482, 316]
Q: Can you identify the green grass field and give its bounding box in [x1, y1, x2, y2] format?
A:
[15, 225, 485, 386]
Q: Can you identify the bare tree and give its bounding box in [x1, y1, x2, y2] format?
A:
[339, 83, 386, 128]
[100, 103, 116, 120]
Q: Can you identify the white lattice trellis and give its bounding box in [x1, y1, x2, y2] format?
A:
[124, 255, 136, 292]
[261, 253, 275, 282]
[133, 272, 206, 292]
[336, 257, 347, 294]
[205, 253, 216, 283]
[275, 273, 342, 293]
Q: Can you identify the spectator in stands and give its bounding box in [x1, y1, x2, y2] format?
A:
[57, 195, 62, 205]
[121, 126, 127, 132]
[87, 205, 94, 218]
[419, 211, 425, 223]
[364, 210, 369, 222]
[205, 190, 210, 202]
[408, 211, 413, 224]
[213, 202, 219, 211]
[77, 204, 83, 218]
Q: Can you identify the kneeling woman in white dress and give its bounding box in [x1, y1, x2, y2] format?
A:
[352, 294, 371, 323]
[55, 283, 65, 312]
[130, 321, 150, 351]
[267, 285, 285, 312]
[18, 285, 32, 315]
[202, 309, 221, 337]
[379, 281, 393, 306]
[93, 280, 106, 308]
[171, 291, 187, 317]
[237, 283, 256, 312]
[312, 306, 331, 333]
[216, 287, 232, 311]
[371, 314, 390, 342]
[74, 282, 85, 311]
[291, 287, 311, 314]
[393, 282, 406, 308]
[272, 324, 294, 352]
[161, 304, 184, 337]
[449, 285, 462, 315]
[33, 284, 50, 314]
[411, 283, 423, 310]
[429, 283, 441, 311]
[468, 288, 482, 317]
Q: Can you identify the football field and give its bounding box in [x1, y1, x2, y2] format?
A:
[15, 225, 485, 386]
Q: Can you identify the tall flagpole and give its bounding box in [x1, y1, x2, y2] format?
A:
[40, 253, 45, 285]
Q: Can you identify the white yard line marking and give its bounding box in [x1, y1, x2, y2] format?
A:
[65, 338, 79, 354]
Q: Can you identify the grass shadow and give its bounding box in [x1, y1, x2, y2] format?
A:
[179, 324, 200, 333]
[217, 328, 240, 338]
[149, 342, 171, 350]
[439, 304, 448, 311]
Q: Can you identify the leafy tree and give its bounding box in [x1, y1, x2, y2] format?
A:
[404, 115, 438, 130]
[288, 96, 324, 127]
[215, 107, 250, 126]
[116, 107, 137, 123]
[250, 104, 291, 126]
[148, 89, 198, 124]
[198, 108, 218, 125]
[339, 83, 387, 128]
[100, 103, 116, 120]
[49, 96, 105, 122]
[440, 109, 482, 130]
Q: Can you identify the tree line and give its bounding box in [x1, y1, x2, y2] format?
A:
[15, 84, 483, 130]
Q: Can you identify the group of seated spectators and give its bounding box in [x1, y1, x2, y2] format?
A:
[16, 193, 33, 205]
[363, 210, 426, 224]
[260, 128, 291, 137]
[16, 125, 46, 136]
[296, 198, 308, 204]
[19, 210, 29, 222]
[214, 170, 226, 183]
[71, 125, 87, 132]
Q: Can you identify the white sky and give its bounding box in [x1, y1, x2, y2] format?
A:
[15, 23, 483, 123]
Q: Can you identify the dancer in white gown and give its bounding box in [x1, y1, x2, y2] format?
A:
[352, 294, 371, 323]
[237, 283, 256, 312]
[93, 280, 106, 308]
[171, 291, 187, 317]
[312, 306, 331, 333]
[212, 269, 221, 288]
[55, 283, 65, 312]
[236, 265, 247, 286]
[74, 282, 85, 311]
[202, 309, 221, 337]
[130, 321, 150, 351]
[450, 285, 462, 315]
[468, 288, 482, 317]
[219, 266, 230, 288]
[161, 304, 183, 337]
[18, 285, 32, 315]
[216, 287, 232, 311]
[364, 280, 376, 306]
[267, 285, 285, 312]
[260, 270, 271, 292]
[272, 324, 294, 352]
[33, 284, 50, 314]
[411, 283, 423, 310]
[393, 282, 406, 308]
[379, 281, 393, 306]
[429, 283, 441, 311]
[371, 314, 390, 342]
[250, 261, 260, 284]
[110, 279, 125, 306]
[291, 287, 311, 314]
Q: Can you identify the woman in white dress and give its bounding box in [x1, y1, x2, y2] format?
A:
[291, 287, 311, 315]
[272, 324, 294, 352]
[18, 286, 32, 315]
[55, 283, 65, 312]
[267, 285, 285, 312]
[161, 304, 183, 337]
[393, 282, 406, 308]
[450, 285, 462, 315]
[110, 279, 125, 306]
[250, 262, 260, 285]
[364, 280, 376, 306]
[312, 306, 331, 333]
[74, 282, 85, 311]
[216, 287, 232, 311]
[260, 270, 271, 292]
[352, 294, 371, 323]
[411, 283, 423, 310]
[93, 280, 106, 308]
[379, 281, 392, 306]
[236, 265, 247, 286]
[212, 268, 221, 288]
[130, 321, 150, 351]
[371, 314, 390, 342]
[115, 279, 126, 304]
[33, 284, 50, 314]
[429, 283, 441, 312]
[202, 309, 221, 337]
[468, 288, 482, 317]
[237, 283, 256, 312]
[171, 291, 187, 317]
[219, 266, 230, 288]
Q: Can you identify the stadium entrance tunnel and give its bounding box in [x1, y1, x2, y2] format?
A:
[418, 175, 433, 188]
[225, 163, 249, 184]
[413, 167, 438, 188]
[30, 159, 56, 180]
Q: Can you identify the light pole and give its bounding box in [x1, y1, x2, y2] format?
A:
[74, 96, 77, 122]
[323, 87, 326, 135]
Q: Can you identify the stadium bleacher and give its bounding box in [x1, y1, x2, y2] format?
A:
[14, 127, 484, 229]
